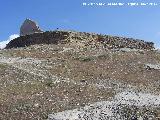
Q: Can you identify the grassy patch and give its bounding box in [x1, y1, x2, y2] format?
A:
[0, 63, 7, 69]
[97, 54, 110, 60]
[74, 56, 94, 62]
[3, 82, 45, 95]
[45, 80, 55, 88]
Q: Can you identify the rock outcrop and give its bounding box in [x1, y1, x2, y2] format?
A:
[145, 64, 160, 70]
[20, 18, 43, 36]
[5, 31, 154, 50]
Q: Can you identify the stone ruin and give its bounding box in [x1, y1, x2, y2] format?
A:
[20, 18, 43, 36]
[5, 19, 154, 49]
[5, 30, 154, 50]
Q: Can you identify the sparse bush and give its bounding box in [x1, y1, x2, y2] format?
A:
[116, 105, 160, 119]
[97, 54, 110, 60]
[0, 63, 7, 69]
[138, 50, 145, 54]
[74, 56, 94, 62]
[117, 105, 138, 119]
[45, 80, 54, 87]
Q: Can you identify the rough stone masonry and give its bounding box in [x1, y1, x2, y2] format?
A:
[20, 18, 43, 36]
[5, 19, 154, 49]
[5, 30, 154, 49]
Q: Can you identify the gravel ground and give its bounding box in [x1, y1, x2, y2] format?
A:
[0, 44, 160, 119]
[48, 90, 160, 120]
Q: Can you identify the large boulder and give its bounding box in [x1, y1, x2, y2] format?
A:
[20, 18, 43, 36]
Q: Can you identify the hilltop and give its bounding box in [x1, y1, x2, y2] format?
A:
[5, 30, 154, 50]
[0, 19, 160, 120]
[0, 37, 160, 119]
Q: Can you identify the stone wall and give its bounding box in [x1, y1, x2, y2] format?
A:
[5, 31, 154, 49]
[20, 19, 43, 36]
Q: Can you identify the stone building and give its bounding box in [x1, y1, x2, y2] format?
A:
[20, 18, 43, 36]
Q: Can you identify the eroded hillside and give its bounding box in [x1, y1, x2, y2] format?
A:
[0, 41, 160, 119]
[5, 30, 154, 50]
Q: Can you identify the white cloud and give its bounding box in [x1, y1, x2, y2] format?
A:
[9, 34, 19, 41]
[0, 34, 19, 49]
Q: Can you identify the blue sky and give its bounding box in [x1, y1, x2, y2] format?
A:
[0, 0, 160, 48]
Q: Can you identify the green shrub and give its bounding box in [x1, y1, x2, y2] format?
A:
[74, 56, 94, 62]
[45, 80, 54, 87]
[0, 63, 7, 69]
[97, 54, 110, 60]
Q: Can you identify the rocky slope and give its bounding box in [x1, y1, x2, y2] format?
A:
[0, 31, 160, 120]
[5, 30, 154, 50]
